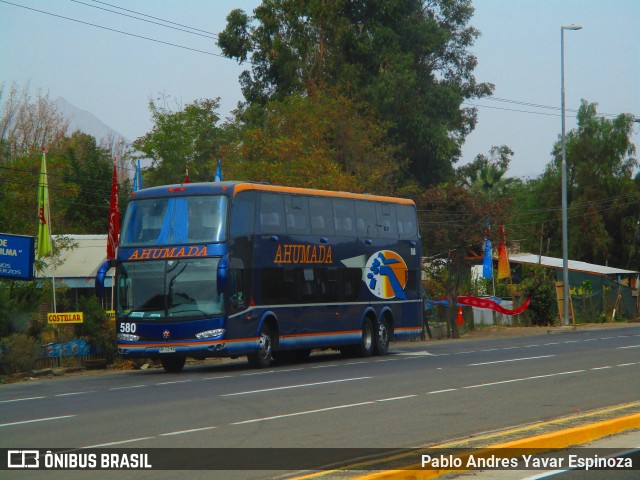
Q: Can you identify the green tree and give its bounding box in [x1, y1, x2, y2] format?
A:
[418, 184, 512, 337]
[221, 92, 401, 194]
[535, 100, 638, 268]
[456, 145, 519, 197]
[133, 98, 224, 186]
[218, 0, 493, 188]
[48, 132, 114, 234]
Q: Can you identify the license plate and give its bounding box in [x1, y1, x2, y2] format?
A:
[159, 346, 176, 353]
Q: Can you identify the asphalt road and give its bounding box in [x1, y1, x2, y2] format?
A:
[1, 325, 639, 480]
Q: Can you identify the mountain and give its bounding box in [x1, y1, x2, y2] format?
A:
[53, 97, 127, 145]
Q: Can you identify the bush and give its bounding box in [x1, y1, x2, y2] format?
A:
[0, 333, 39, 374]
[74, 296, 117, 363]
[519, 266, 557, 326]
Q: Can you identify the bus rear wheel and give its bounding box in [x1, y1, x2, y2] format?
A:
[248, 324, 274, 368]
[161, 356, 186, 373]
[342, 319, 374, 357]
[374, 318, 390, 356]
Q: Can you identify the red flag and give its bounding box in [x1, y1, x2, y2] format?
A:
[184, 164, 190, 184]
[107, 158, 119, 259]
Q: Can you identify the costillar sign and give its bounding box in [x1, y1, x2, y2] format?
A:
[0, 233, 35, 280]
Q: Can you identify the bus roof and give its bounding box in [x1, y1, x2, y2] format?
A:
[130, 181, 415, 206]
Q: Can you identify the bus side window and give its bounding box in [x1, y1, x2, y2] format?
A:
[259, 193, 285, 235]
[230, 191, 256, 238]
[355, 201, 377, 239]
[396, 204, 418, 240]
[332, 198, 356, 237]
[309, 197, 335, 236]
[285, 195, 310, 235]
[377, 203, 398, 239]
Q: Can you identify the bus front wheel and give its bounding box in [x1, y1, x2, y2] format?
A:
[248, 324, 274, 368]
[161, 356, 186, 373]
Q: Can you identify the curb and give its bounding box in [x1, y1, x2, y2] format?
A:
[357, 412, 640, 480]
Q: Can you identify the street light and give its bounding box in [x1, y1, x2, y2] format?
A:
[561, 24, 582, 326]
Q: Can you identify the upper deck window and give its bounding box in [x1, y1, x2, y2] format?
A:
[121, 195, 228, 246]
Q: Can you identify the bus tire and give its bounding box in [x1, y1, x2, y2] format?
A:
[161, 356, 186, 373]
[356, 318, 374, 357]
[374, 318, 390, 356]
[248, 324, 274, 368]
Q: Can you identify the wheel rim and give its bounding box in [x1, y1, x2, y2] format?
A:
[378, 322, 388, 346]
[259, 331, 272, 360]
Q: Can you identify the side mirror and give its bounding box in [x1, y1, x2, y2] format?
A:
[95, 259, 115, 299]
[217, 255, 229, 294]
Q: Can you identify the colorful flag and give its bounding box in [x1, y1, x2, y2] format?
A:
[214, 157, 222, 182]
[497, 224, 511, 280]
[184, 164, 190, 184]
[482, 239, 493, 279]
[37, 150, 52, 259]
[107, 157, 119, 259]
[133, 159, 142, 192]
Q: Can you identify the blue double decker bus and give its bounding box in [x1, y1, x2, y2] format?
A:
[96, 181, 422, 372]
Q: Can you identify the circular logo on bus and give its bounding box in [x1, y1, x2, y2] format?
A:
[363, 250, 408, 300]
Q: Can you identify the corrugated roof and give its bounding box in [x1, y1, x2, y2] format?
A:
[42, 235, 108, 279]
[505, 253, 637, 276]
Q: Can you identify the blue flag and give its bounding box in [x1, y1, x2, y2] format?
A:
[214, 157, 222, 182]
[133, 160, 142, 192]
[482, 239, 493, 279]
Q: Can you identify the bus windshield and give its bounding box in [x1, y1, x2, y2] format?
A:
[120, 195, 227, 246]
[117, 258, 224, 319]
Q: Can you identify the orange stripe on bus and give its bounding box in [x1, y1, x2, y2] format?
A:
[233, 183, 414, 206]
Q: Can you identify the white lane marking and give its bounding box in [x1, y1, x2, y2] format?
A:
[617, 362, 639, 367]
[155, 379, 191, 386]
[427, 389, 458, 394]
[55, 391, 95, 397]
[231, 401, 376, 425]
[311, 364, 340, 369]
[220, 377, 372, 397]
[396, 351, 436, 356]
[591, 366, 612, 370]
[83, 437, 154, 448]
[376, 395, 418, 402]
[463, 370, 586, 389]
[0, 396, 46, 404]
[160, 426, 217, 436]
[109, 384, 147, 391]
[202, 375, 233, 381]
[619, 345, 640, 349]
[0, 415, 76, 428]
[468, 355, 555, 366]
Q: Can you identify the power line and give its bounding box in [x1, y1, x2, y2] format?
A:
[465, 98, 635, 120]
[70, 0, 218, 40]
[88, 0, 218, 37]
[0, 0, 229, 59]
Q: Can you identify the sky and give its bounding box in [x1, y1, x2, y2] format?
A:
[1, 0, 638, 180]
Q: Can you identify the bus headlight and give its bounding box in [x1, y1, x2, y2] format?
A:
[196, 329, 225, 339]
[118, 333, 140, 341]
